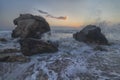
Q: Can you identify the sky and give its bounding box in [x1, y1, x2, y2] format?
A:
[0, 0, 120, 30]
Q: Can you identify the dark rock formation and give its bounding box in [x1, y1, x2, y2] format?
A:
[11, 14, 58, 56]
[73, 25, 108, 45]
[19, 38, 58, 56]
[12, 14, 50, 39]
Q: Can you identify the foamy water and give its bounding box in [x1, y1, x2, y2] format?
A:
[0, 29, 120, 80]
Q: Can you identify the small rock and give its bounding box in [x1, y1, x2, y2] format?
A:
[0, 56, 9, 62]
[0, 55, 30, 62]
[93, 46, 107, 51]
[0, 38, 7, 42]
[0, 48, 20, 53]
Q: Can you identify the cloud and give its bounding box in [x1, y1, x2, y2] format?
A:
[37, 10, 48, 14]
[56, 16, 67, 20]
[46, 14, 67, 20]
[37, 9, 67, 20]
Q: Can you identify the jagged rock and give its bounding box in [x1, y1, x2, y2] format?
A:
[12, 14, 50, 39]
[73, 25, 108, 45]
[19, 38, 58, 56]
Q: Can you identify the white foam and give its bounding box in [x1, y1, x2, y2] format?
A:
[0, 30, 120, 80]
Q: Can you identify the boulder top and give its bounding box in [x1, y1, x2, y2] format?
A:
[14, 14, 46, 25]
[81, 25, 101, 34]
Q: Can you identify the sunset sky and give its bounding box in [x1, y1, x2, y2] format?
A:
[0, 0, 120, 29]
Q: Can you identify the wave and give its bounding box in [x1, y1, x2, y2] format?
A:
[0, 28, 120, 80]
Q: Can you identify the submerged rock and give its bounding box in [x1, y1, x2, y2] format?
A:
[0, 55, 30, 62]
[0, 48, 20, 53]
[0, 56, 9, 62]
[0, 38, 7, 42]
[19, 38, 58, 56]
[93, 46, 108, 51]
[73, 25, 108, 45]
[12, 14, 50, 39]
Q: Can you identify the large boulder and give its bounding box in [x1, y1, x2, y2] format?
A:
[11, 14, 58, 56]
[73, 25, 108, 45]
[19, 38, 58, 56]
[12, 14, 50, 39]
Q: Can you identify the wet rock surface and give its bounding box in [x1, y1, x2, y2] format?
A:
[93, 45, 108, 51]
[0, 48, 20, 53]
[19, 38, 58, 56]
[0, 38, 7, 42]
[0, 55, 30, 62]
[73, 25, 108, 45]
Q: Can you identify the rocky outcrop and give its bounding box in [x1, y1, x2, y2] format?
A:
[73, 25, 108, 45]
[19, 38, 58, 56]
[12, 14, 58, 56]
[12, 14, 50, 39]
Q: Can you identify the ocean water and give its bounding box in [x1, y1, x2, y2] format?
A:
[0, 28, 120, 80]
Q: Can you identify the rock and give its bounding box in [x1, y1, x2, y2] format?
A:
[12, 14, 50, 39]
[19, 38, 58, 56]
[93, 46, 108, 51]
[0, 56, 9, 62]
[0, 48, 20, 53]
[36, 69, 49, 80]
[0, 38, 7, 42]
[73, 25, 108, 45]
[11, 14, 58, 56]
[0, 55, 30, 62]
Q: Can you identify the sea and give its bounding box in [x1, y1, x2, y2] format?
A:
[0, 26, 120, 80]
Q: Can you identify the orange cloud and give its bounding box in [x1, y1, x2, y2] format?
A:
[46, 15, 67, 20]
[37, 9, 67, 20]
